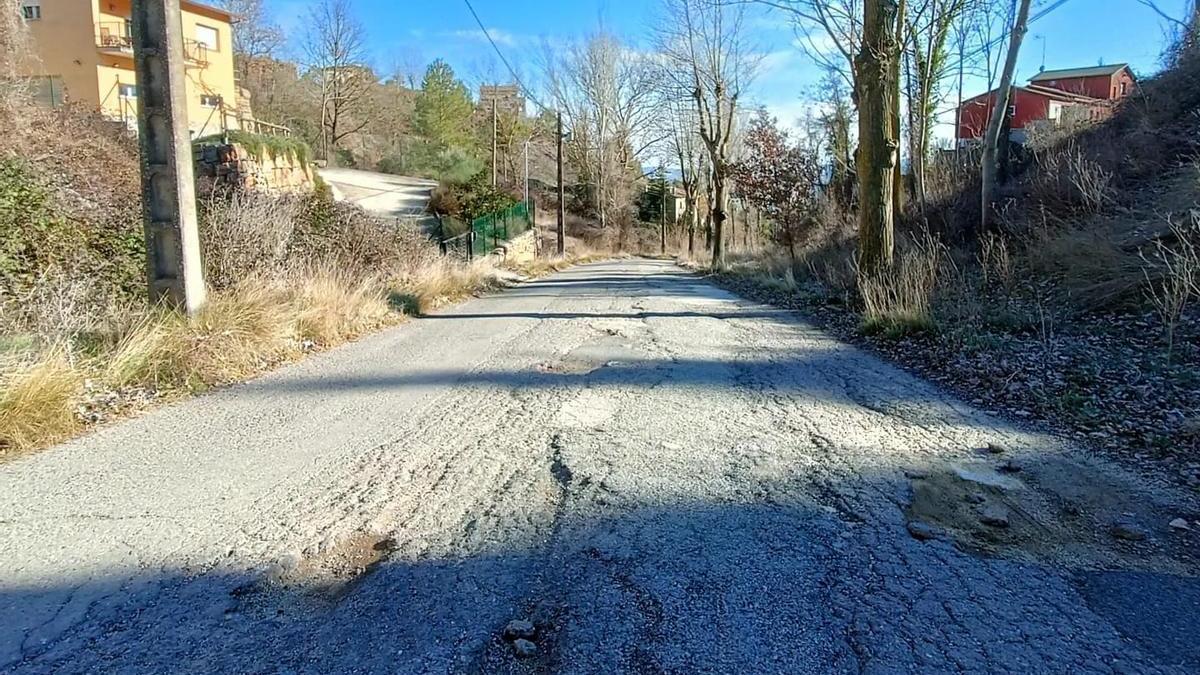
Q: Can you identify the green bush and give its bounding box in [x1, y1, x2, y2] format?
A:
[376, 140, 484, 183]
[0, 158, 142, 301]
[445, 170, 519, 223]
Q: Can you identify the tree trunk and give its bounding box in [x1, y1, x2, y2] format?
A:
[981, 0, 1033, 232]
[854, 0, 902, 274]
[711, 173, 726, 267]
[687, 209, 696, 255]
[890, 0, 906, 221]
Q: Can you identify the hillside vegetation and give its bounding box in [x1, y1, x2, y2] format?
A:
[713, 52, 1200, 469]
[0, 101, 512, 458]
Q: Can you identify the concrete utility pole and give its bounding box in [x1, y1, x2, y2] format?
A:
[491, 99, 498, 187]
[132, 0, 206, 314]
[556, 111, 565, 257]
[659, 170, 667, 256]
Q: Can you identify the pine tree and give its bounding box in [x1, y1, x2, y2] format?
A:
[413, 59, 474, 149]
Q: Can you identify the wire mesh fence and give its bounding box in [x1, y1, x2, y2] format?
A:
[436, 200, 533, 259]
[470, 201, 532, 257]
[439, 230, 474, 262]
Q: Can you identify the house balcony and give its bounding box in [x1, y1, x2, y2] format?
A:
[96, 22, 210, 66]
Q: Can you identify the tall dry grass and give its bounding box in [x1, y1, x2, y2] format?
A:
[1, 254, 508, 457]
[859, 235, 945, 337]
[0, 349, 81, 453]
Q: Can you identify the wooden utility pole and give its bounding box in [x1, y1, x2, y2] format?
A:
[131, 0, 206, 314]
[491, 98, 498, 187]
[556, 111, 565, 256]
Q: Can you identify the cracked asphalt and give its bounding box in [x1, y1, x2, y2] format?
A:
[1, 259, 1198, 674]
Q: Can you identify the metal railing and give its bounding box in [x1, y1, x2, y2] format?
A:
[96, 21, 132, 50]
[96, 22, 209, 65]
[439, 230, 476, 262]
[183, 39, 210, 65]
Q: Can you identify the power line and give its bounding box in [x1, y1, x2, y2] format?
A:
[461, 0, 551, 112]
[982, 0, 1073, 52]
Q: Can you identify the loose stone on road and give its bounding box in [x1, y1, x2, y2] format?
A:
[0, 259, 1197, 673]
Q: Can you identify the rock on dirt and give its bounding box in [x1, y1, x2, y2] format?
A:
[986, 442, 1009, 455]
[1110, 520, 1149, 542]
[979, 505, 1011, 528]
[906, 521, 940, 541]
[512, 639, 538, 658]
[997, 459, 1022, 474]
[503, 619, 536, 641]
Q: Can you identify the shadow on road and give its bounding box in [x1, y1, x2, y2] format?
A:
[5, 495, 1198, 674]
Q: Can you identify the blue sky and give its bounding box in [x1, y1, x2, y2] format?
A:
[269, 0, 1191, 140]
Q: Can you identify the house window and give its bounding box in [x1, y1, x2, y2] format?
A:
[20, 1, 41, 20]
[200, 94, 222, 108]
[1119, 81, 1128, 96]
[1008, 105, 1017, 118]
[195, 24, 219, 51]
[118, 83, 137, 98]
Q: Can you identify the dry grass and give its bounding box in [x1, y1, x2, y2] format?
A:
[1141, 212, 1200, 361]
[0, 349, 82, 455]
[0, 243, 573, 456]
[859, 236, 944, 337]
[1026, 225, 1148, 310]
[395, 258, 504, 315]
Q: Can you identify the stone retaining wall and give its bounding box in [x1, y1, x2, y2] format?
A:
[493, 230, 539, 265]
[194, 143, 314, 193]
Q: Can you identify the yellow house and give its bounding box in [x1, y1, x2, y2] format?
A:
[19, 0, 242, 137]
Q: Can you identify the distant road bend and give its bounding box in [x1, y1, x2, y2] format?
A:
[1, 259, 1197, 673]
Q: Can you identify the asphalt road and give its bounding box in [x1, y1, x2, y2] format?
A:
[317, 167, 436, 219]
[1, 260, 1197, 674]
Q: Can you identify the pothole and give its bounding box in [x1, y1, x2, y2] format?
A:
[904, 457, 1199, 574]
[229, 532, 397, 613]
[536, 360, 603, 375]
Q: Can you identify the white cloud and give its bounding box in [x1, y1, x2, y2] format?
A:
[448, 28, 520, 48]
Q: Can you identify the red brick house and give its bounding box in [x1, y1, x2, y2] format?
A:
[956, 64, 1136, 145]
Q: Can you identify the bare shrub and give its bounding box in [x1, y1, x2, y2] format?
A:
[859, 233, 944, 337]
[1026, 225, 1147, 310]
[200, 190, 299, 289]
[1030, 140, 1114, 215]
[979, 232, 1012, 289]
[1141, 211, 1200, 361]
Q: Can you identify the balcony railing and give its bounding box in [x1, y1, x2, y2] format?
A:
[96, 21, 132, 51]
[96, 22, 210, 65]
[183, 39, 210, 65]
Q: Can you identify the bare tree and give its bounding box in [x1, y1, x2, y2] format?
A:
[1137, 0, 1200, 64]
[220, 0, 282, 64]
[303, 0, 372, 162]
[980, 0, 1032, 232]
[660, 86, 703, 254]
[660, 0, 756, 267]
[903, 0, 970, 212]
[544, 30, 660, 248]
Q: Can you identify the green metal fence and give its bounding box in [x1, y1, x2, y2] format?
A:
[471, 200, 532, 257]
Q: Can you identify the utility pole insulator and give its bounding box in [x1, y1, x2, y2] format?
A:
[132, 0, 206, 315]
